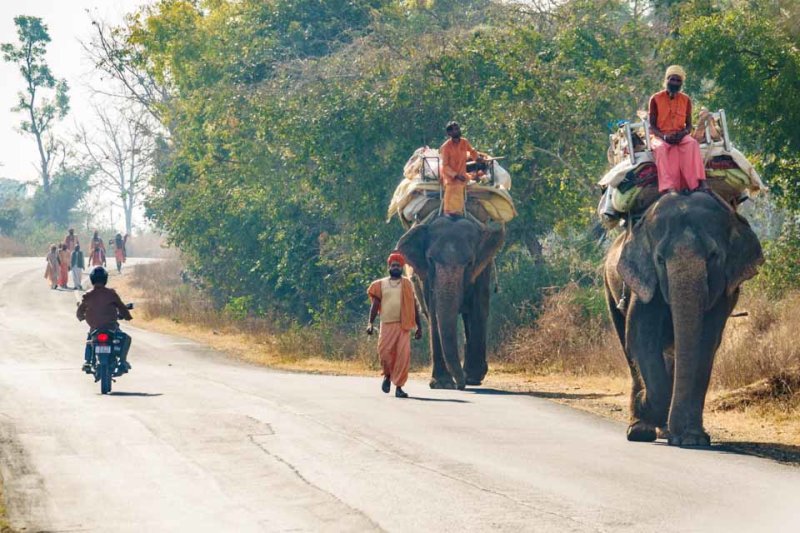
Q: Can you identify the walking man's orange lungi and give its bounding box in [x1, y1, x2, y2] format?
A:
[649, 65, 706, 193]
[367, 251, 422, 398]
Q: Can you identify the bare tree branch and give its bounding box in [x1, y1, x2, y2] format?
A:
[78, 103, 155, 234]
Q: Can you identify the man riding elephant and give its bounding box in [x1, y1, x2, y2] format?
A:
[649, 65, 707, 194]
[397, 216, 504, 389]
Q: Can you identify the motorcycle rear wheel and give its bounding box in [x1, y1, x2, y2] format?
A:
[99, 363, 112, 394]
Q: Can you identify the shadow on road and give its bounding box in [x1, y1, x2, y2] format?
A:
[705, 442, 800, 466]
[106, 392, 164, 397]
[407, 396, 470, 404]
[466, 387, 621, 401]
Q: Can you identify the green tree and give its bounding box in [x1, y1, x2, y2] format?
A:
[1, 16, 70, 196]
[671, 1, 800, 211]
[32, 167, 90, 226]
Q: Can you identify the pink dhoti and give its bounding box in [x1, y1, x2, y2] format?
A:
[652, 135, 706, 192]
[378, 322, 410, 387]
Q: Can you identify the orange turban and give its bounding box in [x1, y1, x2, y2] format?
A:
[387, 251, 406, 266]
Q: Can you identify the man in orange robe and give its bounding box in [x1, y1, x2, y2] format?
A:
[367, 251, 422, 398]
[649, 65, 707, 193]
[439, 122, 486, 216]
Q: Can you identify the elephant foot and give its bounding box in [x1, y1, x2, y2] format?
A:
[456, 383, 466, 391]
[668, 429, 711, 448]
[430, 377, 456, 390]
[465, 377, 483, 386]
[626, 421, 657, 442]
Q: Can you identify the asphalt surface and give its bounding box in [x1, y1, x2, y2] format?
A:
[0, 257, 798, 532]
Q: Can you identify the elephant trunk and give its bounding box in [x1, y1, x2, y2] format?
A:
[666, 252, 711, 436]
[433, 264, 466, 389]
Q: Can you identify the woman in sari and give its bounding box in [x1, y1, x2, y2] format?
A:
[113, 233, 128, 273]
[57, 243, 71, 288]
[89, 231, 106, 267]
[44, 245, 59, 289]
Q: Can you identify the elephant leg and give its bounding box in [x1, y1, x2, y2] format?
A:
[625, 296, 672, 441]
[463, 269, 490, 386]
[605, 280, 643, 422]
[428, 309, 455, 389]
[667, 297, 730, 447]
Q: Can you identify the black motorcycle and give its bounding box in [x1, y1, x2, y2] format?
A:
[86, 303, 134, 394]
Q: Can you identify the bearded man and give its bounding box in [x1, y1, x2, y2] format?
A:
[649, 65, 707, 193]
[367, 251, 422, 398]
[439, 121, 487, 216]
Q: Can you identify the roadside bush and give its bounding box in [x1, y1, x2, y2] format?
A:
[757, 218, 800, 297]
[495, 282, 624, 375]
[714, 288, 800, 390]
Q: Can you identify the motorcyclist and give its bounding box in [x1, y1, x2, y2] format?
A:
[77, 266, 133, 374]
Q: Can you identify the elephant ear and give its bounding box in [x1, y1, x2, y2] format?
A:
[618, 227, 657, 304]
[469, 222, 505, 284]
[396, 224, 429, 280]
[725, 214, 764, 296]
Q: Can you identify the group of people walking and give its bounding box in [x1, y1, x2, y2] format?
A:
[45, 229, 129, 290]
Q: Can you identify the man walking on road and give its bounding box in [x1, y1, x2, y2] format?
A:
[367, 251, 422, 398]
[71, 244, 85, 290]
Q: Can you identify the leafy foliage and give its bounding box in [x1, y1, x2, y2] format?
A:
[32, 168, 91, 226]
[93, 0, 800, 342]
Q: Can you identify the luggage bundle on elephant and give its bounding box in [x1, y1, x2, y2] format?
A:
[597, 109, 767, 227]
[604, 190, 764, 447]
[388, 147, 517, 229]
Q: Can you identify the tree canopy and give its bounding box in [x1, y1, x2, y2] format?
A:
[92, 0, 800, 327]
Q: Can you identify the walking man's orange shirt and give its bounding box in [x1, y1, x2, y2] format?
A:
[439, 138, 478, 185]
[367, 277, 417, 331]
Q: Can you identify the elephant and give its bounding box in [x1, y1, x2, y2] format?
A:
[397, 216, 505, 389]
[604, 191, 763, 447]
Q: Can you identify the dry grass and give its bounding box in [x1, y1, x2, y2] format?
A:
[0, 236, 26, 257]
[495, 283, 626, 376]
[0, 473, 11, 533]
[714, 290, 800, 390]
[121, 261, 385, 373]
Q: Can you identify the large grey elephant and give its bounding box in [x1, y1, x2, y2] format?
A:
[605, 192, 763, 447]
[397, 216, 505, 389]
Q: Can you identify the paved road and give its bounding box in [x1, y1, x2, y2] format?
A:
[0, 257, 798, 532]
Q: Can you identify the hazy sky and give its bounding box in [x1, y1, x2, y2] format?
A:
[0, 0, 152, 226]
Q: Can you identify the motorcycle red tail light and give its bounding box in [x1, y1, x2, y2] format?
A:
[97, 333, 110, 343]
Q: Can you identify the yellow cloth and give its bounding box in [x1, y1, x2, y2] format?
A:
[443, 180, 466, 215]
[665, 65, 687, 83]
[367, 276, 417, 332]
[379, 278, 403, 323]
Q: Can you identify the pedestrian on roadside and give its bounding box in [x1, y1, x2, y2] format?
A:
[58, 243, 71, 289]
[90, 230, 106, 267]
[44, 244, 59, 290]
[65, 228, 79, 252]
[71, 243, 85, 291]
[367, 251, 422, 398]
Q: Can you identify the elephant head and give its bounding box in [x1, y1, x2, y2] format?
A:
[618, 193, 763, 310]
[616, 192, 763, 444]
[397, 216, 504, 388]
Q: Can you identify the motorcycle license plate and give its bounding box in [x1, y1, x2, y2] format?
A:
[95, 345, 112, 353]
